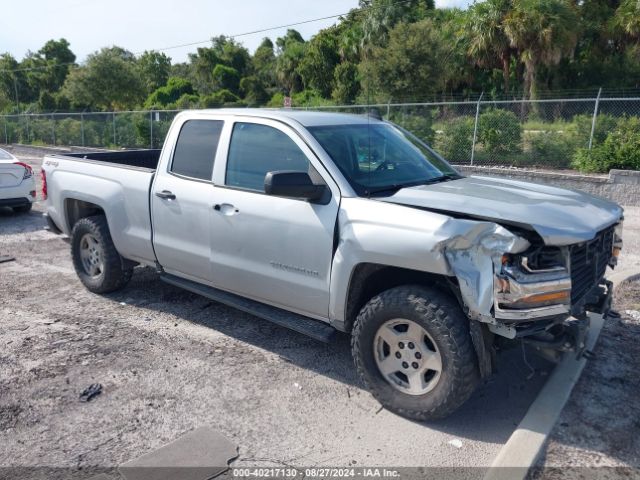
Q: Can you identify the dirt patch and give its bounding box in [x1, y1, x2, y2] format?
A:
[534, 280, 640, 478]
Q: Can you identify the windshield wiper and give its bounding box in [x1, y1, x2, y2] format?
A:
[427, 173, 463, 183]
[364, 174, 462, 197]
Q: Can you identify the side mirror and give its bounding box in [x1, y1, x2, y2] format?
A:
[264, 171, 327, 202]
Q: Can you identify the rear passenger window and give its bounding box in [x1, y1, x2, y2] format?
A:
[226, 123, 309, 192]
[171, 120, 223, 180]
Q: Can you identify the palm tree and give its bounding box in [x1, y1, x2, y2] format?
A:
[504, 0, 579, 99]
[466, 0, 515, 93]
[614, 0, 640, 41]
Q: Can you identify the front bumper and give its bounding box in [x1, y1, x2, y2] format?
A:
[507, 280, 612, 357]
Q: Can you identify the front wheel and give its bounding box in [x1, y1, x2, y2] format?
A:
[71, 215, 133, 293]
[351, 285, 479, 420]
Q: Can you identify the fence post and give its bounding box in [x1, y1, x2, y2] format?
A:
[26, 115, 30, 144]
[386, 100, 391, 119]
[588, 87, 602, 151]
[150, 111, 153, 149]
[113, 112, 117, 146]
[3, 118, 7, 144]
[81, 113, 85, 146]
[470, 92, 484, 166]
[51, 114, 56, 146]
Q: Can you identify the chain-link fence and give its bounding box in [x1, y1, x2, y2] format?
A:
[0, 110, 181, 150]
[2, 96, 640, 170]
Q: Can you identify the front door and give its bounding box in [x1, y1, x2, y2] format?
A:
[209, 120, 340, 319]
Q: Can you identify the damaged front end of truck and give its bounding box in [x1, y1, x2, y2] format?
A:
[441, 216, 623, 372]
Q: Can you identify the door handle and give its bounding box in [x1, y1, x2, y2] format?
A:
[214, 203, 239, 215]
[155, 190, 176, 200]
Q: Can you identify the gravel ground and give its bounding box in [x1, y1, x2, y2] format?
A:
[533, 279, 640, 478]
[0, 150, 552, 479]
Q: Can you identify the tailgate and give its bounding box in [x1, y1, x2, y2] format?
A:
[0, 162, 27, 188]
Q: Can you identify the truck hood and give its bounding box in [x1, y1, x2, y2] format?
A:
[379, 175, 623, 245]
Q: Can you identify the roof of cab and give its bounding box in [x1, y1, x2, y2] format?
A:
[196, 108, 384, 127]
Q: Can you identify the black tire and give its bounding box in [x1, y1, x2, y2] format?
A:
[13, 203, 32, 214]
[71, 215, 133, 293]
[351, 285, 479, 421]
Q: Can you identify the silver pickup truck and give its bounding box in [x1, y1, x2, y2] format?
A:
[42, 109, 624, 419]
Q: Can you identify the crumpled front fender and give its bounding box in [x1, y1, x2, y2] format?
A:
[329, 198, 530, 328]
[436, 219, 530, 322]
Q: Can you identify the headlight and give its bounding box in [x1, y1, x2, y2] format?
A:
[610, 220, 623, 267]
[495, 248, 571, 317]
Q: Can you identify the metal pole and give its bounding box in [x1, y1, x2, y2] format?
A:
[113, 112, 116, 146]
[51, 114, 56, 145]
[81, 113, 85, 146]
[13, 77, 19, 113]
[470, 92, 484, 166]
[3, 118, 7, 144]
[25, 115, 30, 144]
[150, 111, 153, 149]
[588, 87, 602, 151]
[387, 100, 391, 119]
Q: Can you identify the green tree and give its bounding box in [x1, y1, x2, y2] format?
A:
[240, 76, 269, 105]
[275, 30, 306, 95]
[0, 54, 23, 111]
[362, 19, 450, 101]
[137, 51, 171, 95]
[332, 62, 360, 104]
[38, 38, 76, 92]
[188, 36, 250, 95]
[144, 77, 194, 108]
[253, 38, 277, 87]
[359, 0, 434, 47]
[613, 0, 640, 41]
[212, 64, 240, 93]
[62, 47, 145, 110]
[504, 0, 580, 99]
[466, 0, 515, 93]
[298, 28, 340, 97]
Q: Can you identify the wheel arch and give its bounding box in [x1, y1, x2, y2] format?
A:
[341, 263, 458, 333]
[64, 198, 105, 232]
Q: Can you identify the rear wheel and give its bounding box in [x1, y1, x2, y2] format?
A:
[71, 215, 133, 293]
[352, 285, 479, 420]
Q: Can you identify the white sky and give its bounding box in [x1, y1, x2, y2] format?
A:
[0, 0, 472, 64]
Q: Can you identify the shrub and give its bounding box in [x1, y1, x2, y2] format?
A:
[267, 92, 285, 108]
[528, 131, 574, 168]
[572, 116, 640, 173]
[391, 111, 435, 144]
[434, 116, 474, 163]
[565, 113, 618, 149]
[478, 109, 522, 155]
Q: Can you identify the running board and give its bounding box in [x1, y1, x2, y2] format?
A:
[160, 274, 336, 343]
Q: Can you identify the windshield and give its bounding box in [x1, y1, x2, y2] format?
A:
[308, 123, 460, 196]
[0, 148, 13, 160]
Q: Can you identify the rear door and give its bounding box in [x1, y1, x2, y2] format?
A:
[208, 118, 341, 319]
[151, 118, 224, 283]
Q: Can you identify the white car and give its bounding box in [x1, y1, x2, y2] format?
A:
[0, 148, 36, 213]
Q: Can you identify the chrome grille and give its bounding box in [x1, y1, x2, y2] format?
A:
[570, 226, 614, 304]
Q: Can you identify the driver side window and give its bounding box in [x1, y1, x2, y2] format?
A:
[226, 122, 310, 192]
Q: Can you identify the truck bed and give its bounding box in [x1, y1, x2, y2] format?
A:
[43, 149, 159, 266]
[64, 149, 162, 171]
